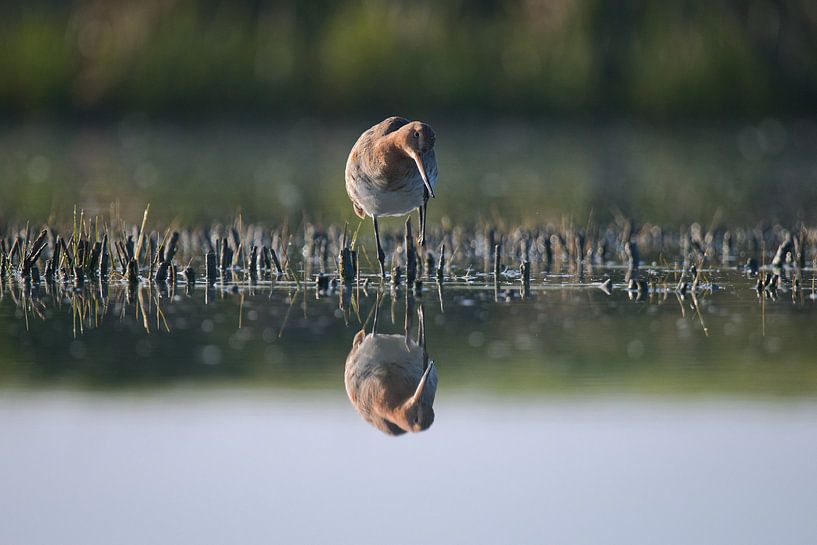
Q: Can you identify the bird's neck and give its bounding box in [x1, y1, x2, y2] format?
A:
[386, 406, 411, 430]
[373, 133, 413, 172]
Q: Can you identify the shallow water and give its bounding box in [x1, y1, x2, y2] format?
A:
[3, 119, 817, 543]
[2, 392, 816, 545]
[2, 267, 817, 543]
[2, 268, 816, 394]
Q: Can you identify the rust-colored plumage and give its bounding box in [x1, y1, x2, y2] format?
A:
[344, 301, 436, 436]
[345, 116, 438, 277]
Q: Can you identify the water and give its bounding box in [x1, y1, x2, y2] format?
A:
[2, 119, 817, 543]
[2, 269, 816, 393]
[2, 393, 816, 545]
[1, 267, 816, 544]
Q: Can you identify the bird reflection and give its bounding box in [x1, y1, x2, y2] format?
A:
[344, 296, 437, 436]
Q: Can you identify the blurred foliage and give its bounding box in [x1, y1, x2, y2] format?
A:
[1, 0, 816, 118]
[2, 121, 816, 226]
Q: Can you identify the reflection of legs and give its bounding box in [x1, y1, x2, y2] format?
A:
[417, 304, 425, 346]
[372, 290, 381, 334]
[418, 304, 429, 370]
[373, 216, 386, 279]
[404, 292, 415, 343]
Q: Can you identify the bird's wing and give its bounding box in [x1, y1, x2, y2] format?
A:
[369, 116, 410, 139]
[346, 118, 407, 204]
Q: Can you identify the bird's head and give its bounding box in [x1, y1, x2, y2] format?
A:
[401, 121, 435, 154]
[395, 361, 436, 432]
[399, 401, 435, 433]
[397, 121, 436, 198]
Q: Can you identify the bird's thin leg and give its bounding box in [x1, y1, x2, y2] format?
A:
[373, 216, 386, 279]
[418, 202, 427, 247]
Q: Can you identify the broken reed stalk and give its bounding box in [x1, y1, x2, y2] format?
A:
[249, 245, 258, 276]
[133, 204, 150, 264]
[184, 265, 196, 285]
[169, 262, 177, 285]
[127, 258, 139, 285]
[493, 243, 501, 286]
[426, 252, 436, 281]
[154, 260, 169, 283]
[338, 223, 357, 286]
[8, 238, 20, 268]
[99, 234, 109, 279]
[154, 230, 179, 284]
[543, 237, 553, 270]
[219, 238, 232, 276]
[624, 239, 641, 289]
[269, 247, 284, 276]
[164, 231, 180, 263]
[206, 251, 217, 284]
[436, 243, 445, 283]
[520, 259, 530, 297]
[771, 235, 793, 268]
[21, 229, 48, 279]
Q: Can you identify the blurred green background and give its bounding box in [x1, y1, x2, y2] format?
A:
[1, 1, 817, 226]
[2, 0, 816, 119]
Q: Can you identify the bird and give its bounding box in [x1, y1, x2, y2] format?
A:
[345, 116, 438, 278]
[344, 302, 437, 436]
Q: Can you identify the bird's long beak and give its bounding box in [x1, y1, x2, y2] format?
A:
[410, 361, 434, 405]
[353, 329, 366, 348]
[411, 152, 435, 199]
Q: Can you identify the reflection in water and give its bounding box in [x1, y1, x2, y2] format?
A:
[344, 297, 437, 436]
[1, 268, 817, 394]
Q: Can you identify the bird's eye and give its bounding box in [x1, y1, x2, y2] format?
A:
[414, 131, 420, 139]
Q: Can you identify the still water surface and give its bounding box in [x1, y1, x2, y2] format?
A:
[2, 113, 817, 540]
[1, 268, 816, 543]
[2, 393, 816, 545]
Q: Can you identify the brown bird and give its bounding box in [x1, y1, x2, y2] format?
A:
[344, 301, 436, 436]
[345, 116, 438, 278]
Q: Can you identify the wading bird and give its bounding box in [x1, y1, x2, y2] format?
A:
[344, 300, 436, 436]
[345, 116, 437, 278]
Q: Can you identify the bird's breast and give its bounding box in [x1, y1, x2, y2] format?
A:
[345, 155, 437, 217]
[350, 178, 426, 217]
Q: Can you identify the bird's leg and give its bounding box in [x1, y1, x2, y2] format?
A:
[373, 216, 386, 279]
[418, 200, 428, 247]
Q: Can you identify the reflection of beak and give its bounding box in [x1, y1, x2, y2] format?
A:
[411, 151, 435, 199]
[410, 361, 434, 404]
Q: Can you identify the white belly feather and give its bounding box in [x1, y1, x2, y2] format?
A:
[354, 181, 427, 217]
